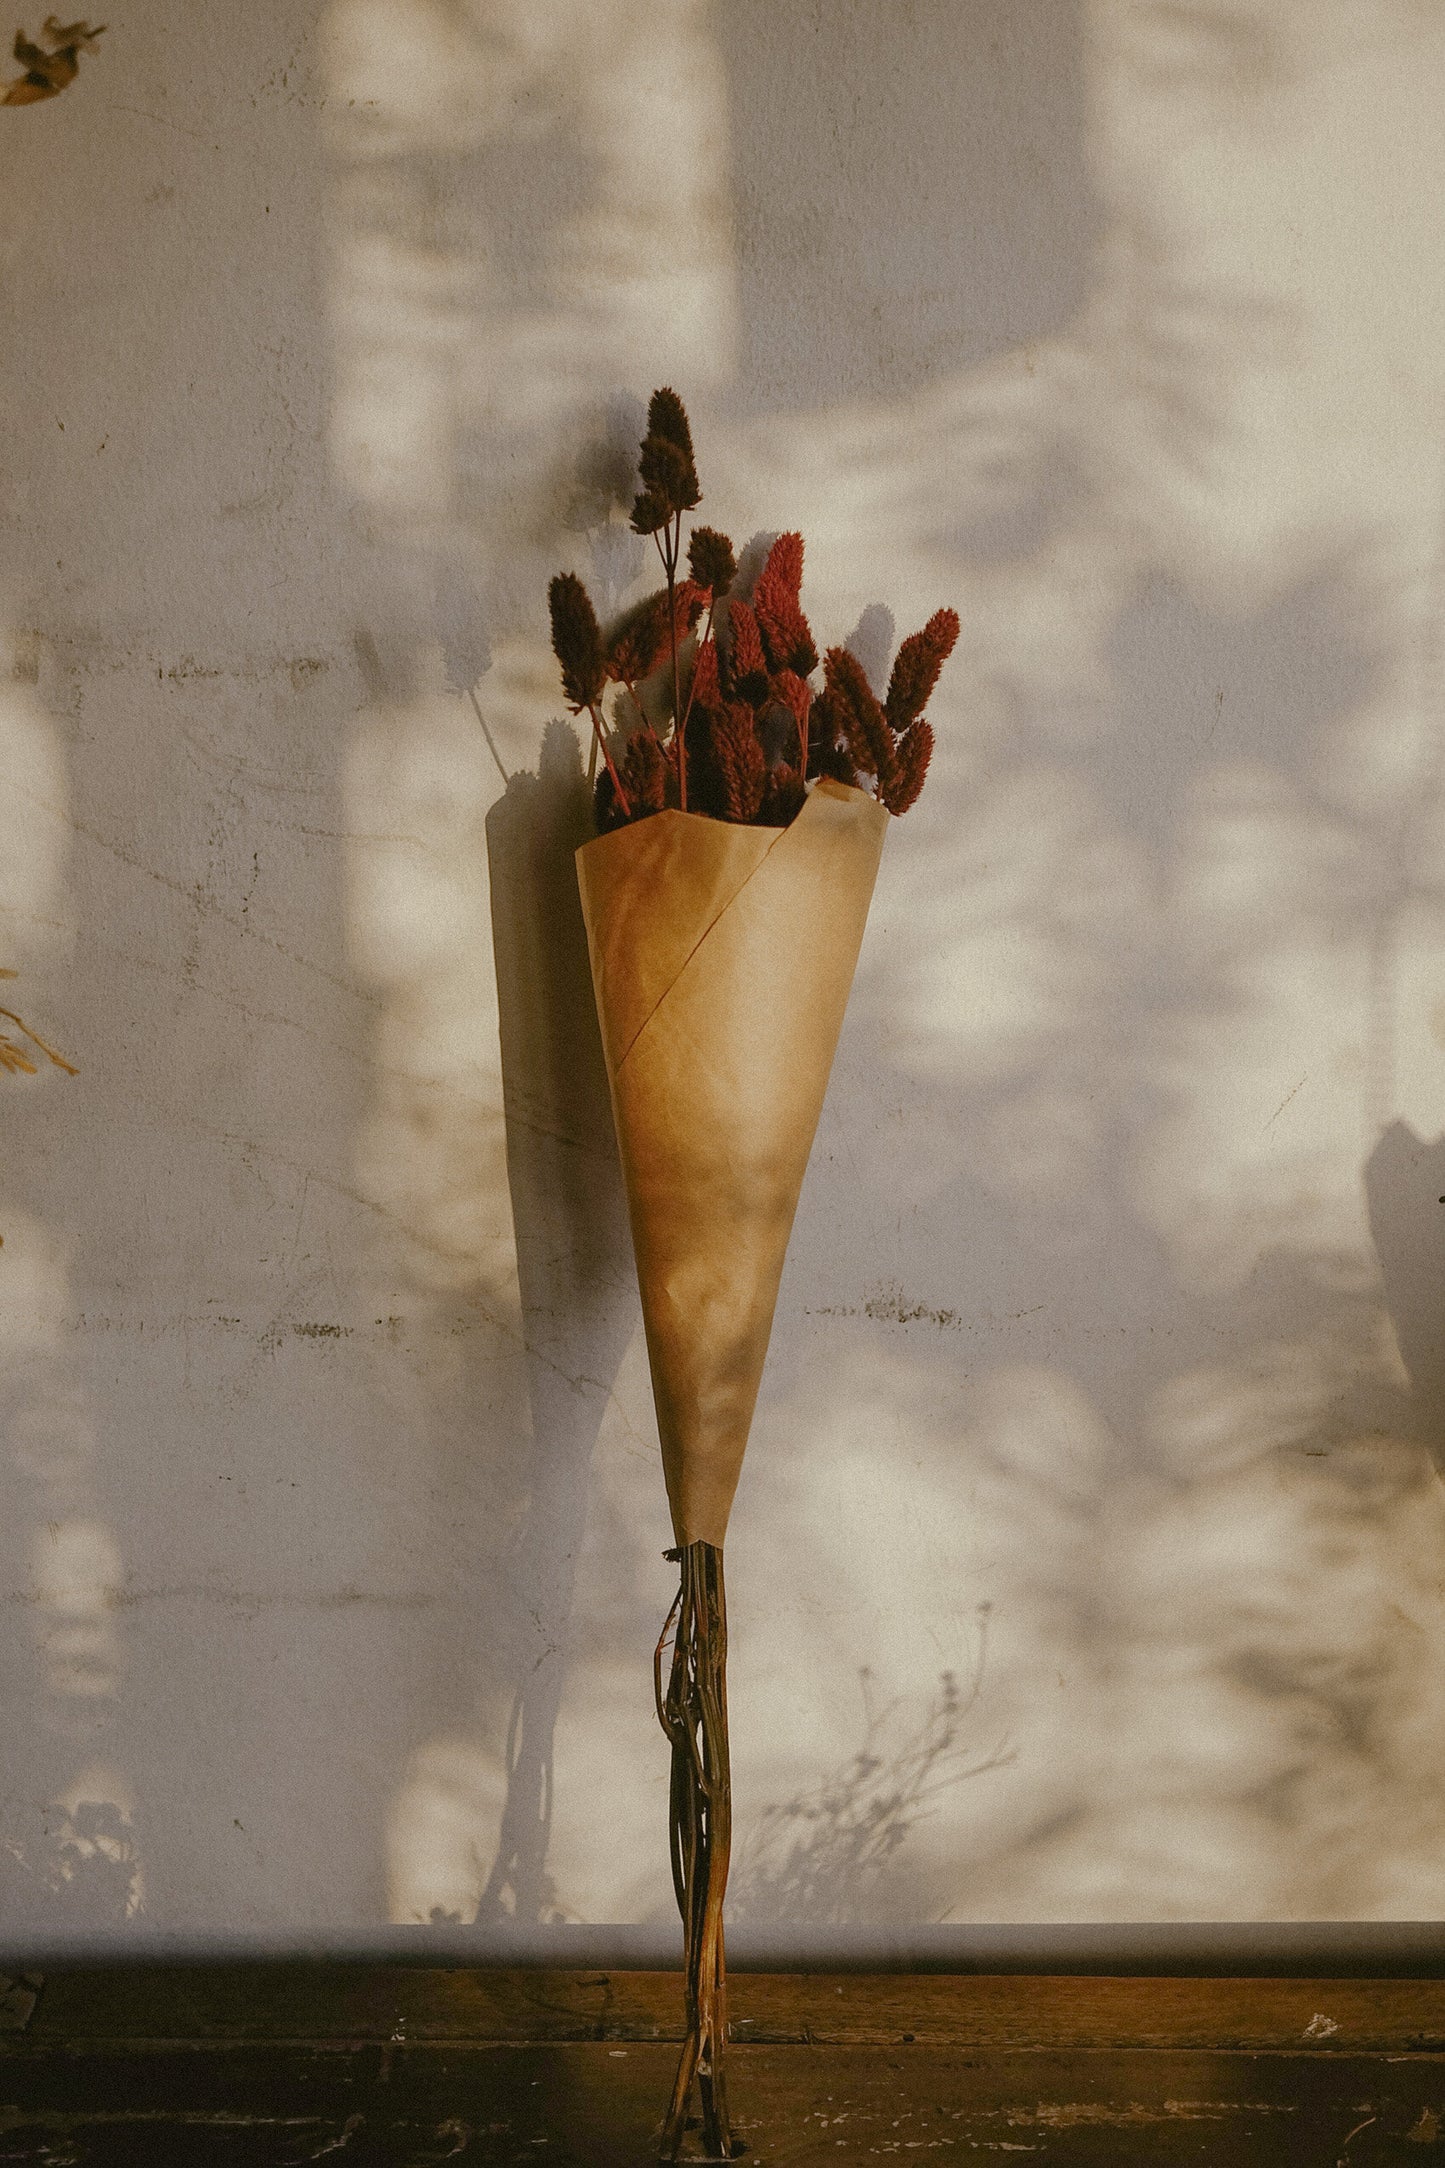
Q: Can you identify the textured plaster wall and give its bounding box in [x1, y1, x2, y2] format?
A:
[5, 0, 1445, 1944]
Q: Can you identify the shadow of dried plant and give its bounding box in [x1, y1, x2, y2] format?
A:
[0, 1803, 139, 1932]
[730, 1646, 1012, 1928]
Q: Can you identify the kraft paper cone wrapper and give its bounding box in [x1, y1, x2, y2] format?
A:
[576, 777, 888, 1548]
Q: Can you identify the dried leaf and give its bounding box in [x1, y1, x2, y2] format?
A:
[3, 16, 103, 102]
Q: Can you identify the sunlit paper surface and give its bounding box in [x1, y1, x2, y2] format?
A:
[577, 778, 888, 1546]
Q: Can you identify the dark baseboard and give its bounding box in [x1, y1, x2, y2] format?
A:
[4, 1920, 1445, 1975]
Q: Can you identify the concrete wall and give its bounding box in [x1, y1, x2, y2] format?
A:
[6, 0, 1445, 1945]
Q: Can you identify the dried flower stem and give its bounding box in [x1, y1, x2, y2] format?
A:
[677, 599, 717, 747]
[586, 703, 632, 819]
[655, 1541, 738, 2162]
[655, 518, 688, 811]
[621, 675, 666, 758]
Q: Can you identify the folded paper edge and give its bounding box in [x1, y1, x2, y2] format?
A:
[583, 782, 879, 1083]
[576, 813, 775, 1082]
[610, 825, 787, 1076]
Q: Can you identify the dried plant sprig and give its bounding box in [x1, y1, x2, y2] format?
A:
[3, 16, 103, 103]
[631, 388, 700, 537]
[0, 977, 77, 1077]
[644, 389, 700, 509]
[548, 572, 606, 712]
[549, 573, 633, 816]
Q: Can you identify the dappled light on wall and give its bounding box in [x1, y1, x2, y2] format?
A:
[697, 0, 1445, 1923]
[0, 595, 142, 1928]
[322, 0, 739, 1926]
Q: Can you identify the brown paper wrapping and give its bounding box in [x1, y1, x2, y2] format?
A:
[576, 777, 888, 1547]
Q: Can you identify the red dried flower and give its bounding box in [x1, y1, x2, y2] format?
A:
[672, 578, 708, 643]
[688, 527, 737, 598]
[568, 395, 957, 829]
[713, 705, 767, 822]
[608, 589, 673, 686]
[885, 608, 960, 732]
[607, 581, 708, 688]
[822, 646, 893, 788]
[773, 668, 809, 727]
[881, 720, 933, 816]
[629, 486, 673, 538]
[548, 572, 606, 712]
[805, 685, 858, 788]
[631, 387, 701, 532]
[648, 387, 698, 473]
[690, 636, 720, 709]
[626, 728, 671, 814]
[755, 531, 803, 600]
[726, 599, 769, 699]
[773, 667, 810, 767]
[752, 532, 817, 676]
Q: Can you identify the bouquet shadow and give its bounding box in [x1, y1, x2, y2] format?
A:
[479, 725, 636, 1925]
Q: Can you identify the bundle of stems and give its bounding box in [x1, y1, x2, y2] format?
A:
[654, 1542, 739, 2162]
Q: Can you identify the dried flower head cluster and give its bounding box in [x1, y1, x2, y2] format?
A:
[548, 389, 958, 833]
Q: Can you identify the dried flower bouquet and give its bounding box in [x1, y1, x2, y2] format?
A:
[547, 391, 957, 2162]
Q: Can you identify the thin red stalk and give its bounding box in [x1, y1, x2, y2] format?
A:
[621, 676, 663, 751]
[665, 510, 686, 810]
[586, 703, 631, 818]
[677, 599, 716, 745]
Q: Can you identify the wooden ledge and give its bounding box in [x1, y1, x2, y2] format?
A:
[8, 1967, 1445, 2054]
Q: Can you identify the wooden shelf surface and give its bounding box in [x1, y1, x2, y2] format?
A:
[9, 1964, 1445, 2051]
[4, 1968, 1445, 2162]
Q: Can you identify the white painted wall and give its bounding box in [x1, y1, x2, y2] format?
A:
[6, 0, 1445, 1944]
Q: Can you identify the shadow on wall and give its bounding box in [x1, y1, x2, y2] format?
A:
[716, 0, 1095, 410]
[730, 1650, 1012, 1929]
[1365, 1122, 1445, 1469]
[473, 723, 633, 1924]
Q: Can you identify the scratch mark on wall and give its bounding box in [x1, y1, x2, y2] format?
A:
[1263, 1072, 1308, 1131]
